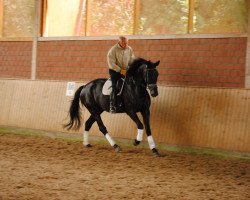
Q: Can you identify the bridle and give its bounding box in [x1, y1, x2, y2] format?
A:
[144, 65, 158, 90]
[126, 63, 158, 90]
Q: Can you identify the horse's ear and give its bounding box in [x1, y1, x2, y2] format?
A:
[154, 60, 160, 67]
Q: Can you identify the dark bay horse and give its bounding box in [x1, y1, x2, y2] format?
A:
[64, 58, 160, 156]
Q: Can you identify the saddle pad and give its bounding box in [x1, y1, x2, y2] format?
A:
[102, 79, 112, 95]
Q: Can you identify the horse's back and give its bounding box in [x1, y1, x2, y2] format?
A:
[81, 78, 106, 92]
[80, 78, 109, 112]
[86, 78, 107, 86]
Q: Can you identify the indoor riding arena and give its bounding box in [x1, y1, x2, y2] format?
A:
[0, 0, 250, 199]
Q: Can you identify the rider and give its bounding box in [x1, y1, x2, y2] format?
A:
[107, 36, 135, 113]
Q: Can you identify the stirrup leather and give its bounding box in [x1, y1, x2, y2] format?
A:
[110, 104, 116, 113]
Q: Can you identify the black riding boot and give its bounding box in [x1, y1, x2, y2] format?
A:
[110, 90, 116, 113]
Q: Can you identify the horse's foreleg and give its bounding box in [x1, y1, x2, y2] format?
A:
[83, 115, 96, 147]
[141, 110, 160, 157]
[126, 112, 144, 146]
[93, 114, 121, 152]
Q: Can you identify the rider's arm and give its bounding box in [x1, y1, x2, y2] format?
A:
[107, 48, 121, 72]
[128, 47, 135, 66]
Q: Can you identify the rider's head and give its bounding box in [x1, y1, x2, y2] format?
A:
[118, 36, 128, 49]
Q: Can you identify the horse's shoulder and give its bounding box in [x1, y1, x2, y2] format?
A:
[96, 78, 108, 85]
[88, 78, 107, 84]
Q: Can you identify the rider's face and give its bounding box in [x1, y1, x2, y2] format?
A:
[119, 39, 128, 49]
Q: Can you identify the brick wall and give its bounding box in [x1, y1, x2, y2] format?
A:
[132, 38, 247, 88]
[37, 40, 113, 81]
[37, 37, 247, 88]
[0, 37, 247, 88]
[0, 41, 32, 79]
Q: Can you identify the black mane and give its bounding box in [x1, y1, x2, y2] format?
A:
[127, 57, 147, 77]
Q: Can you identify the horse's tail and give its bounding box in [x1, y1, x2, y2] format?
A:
[63, 85, 85, 131]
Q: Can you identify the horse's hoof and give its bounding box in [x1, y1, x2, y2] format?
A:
[113, 144, 122, 153]
[133, 139, 141, 146]
[85, 144, 92, 148]
[152, 148, 161, 157]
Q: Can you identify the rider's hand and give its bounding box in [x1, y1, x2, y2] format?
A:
[120, 69, 126, 76]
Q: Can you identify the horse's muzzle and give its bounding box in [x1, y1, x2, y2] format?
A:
[148, 84, 158, 97]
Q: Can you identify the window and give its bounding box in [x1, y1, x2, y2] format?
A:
[0, 0, 248, 38]
[137, 0, 188, 35]
[86, 0, 134, 36]
[1, 0, 35, 37]
[193, 0, 248, 34]
[43, 0, 82, 36]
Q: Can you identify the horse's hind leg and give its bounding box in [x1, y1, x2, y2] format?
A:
[92, 113, 121, 152]
[83, 115, 96, 147]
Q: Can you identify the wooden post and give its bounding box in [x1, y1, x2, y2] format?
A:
[0, 0, 3, 37]
[133, 0, 141, 35]
[188, 0, 194, 34]
[246, 3, 250, 88]
[74, 0, 84, 36]
[85, 0, 90, 36]
[31, 0, 42, 80]
[41, 0, 47, 36]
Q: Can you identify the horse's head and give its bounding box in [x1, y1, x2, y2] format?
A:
[141, 60, 160, 97]
[127, 58, 160, 97]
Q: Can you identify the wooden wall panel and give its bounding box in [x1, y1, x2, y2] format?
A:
[0, 79, 249, 152]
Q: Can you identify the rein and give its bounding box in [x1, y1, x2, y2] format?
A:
[145, 68, 158, 90]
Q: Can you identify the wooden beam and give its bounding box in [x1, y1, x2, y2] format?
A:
[41, 0, 47, 36]
[37, 0, 42, 37]
[85, 0, 90, 36]
[74, 0, 84, 36]
[188, 0, 194, 34]
[245, 3, 250, 88]
[0, 0, 3, 37]
[31, 0, 41, 80]
[133, 0, 141, 35]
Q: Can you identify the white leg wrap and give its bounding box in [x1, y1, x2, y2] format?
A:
[136, 129, 143, 141]
[83, 131, 89, 146]
[147, 136, 156, 150]
[105, 133, 115, 146]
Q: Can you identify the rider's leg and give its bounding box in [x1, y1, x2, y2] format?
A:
[109, 70, 121, 113]
[110, 89, 116, 113]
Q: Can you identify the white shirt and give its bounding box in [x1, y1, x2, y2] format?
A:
[107, 43, 135, 72]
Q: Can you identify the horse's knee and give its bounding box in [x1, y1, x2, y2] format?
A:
[85, 118, 95, 131]
[138, 123, 143, 130]
[99, 126, 107, 134]
[85, 121, 92, 131]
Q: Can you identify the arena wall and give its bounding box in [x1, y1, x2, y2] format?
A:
[0, 36, 249, 153]
[0, 79, 249, 153]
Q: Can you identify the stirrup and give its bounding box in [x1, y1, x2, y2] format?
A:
[110, 105, 116, 113]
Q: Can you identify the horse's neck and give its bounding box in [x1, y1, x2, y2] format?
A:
[127, 75, 146, 92]
[136, 73, 146, 86]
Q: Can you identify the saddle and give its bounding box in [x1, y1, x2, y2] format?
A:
[102, 78, 125, 96]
